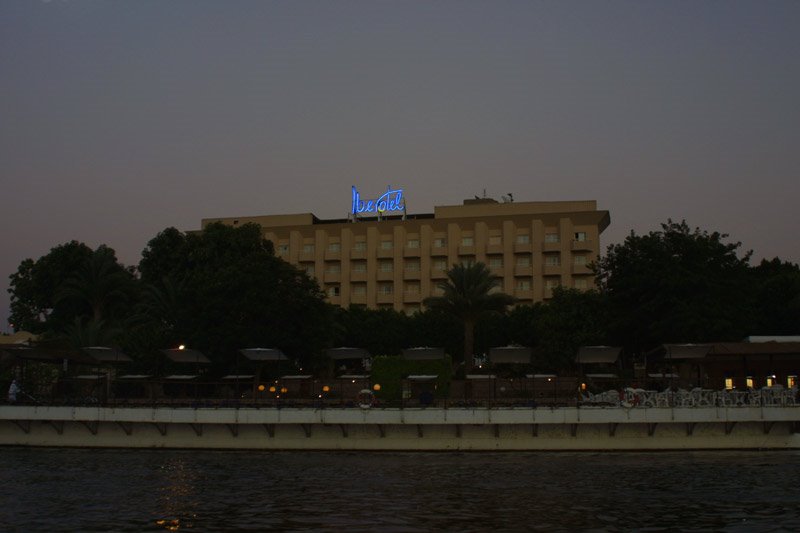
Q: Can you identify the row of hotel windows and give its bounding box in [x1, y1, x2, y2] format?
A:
[725, 375, 797, 389]
[303, 254, 590, 275]
[325, 277, 591, 297]
[277, 232, 590, 255]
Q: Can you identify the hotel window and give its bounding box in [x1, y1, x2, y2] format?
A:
[488, 257, 503, 269]
[746, 376, 755, 389]
[277, 244, 289, 254]
[379, 260, 393, 272]
[379, 283, 393, 295]
[405, 282, 420, 293]
[406, 239, 420, 249]
[545, 255, 560, 267]
[515, 234, 530, 244]
[405, 260, 420, 271]
[324, 263, 340, 273]
[788, 375, 797, 388]
[575, 278, 588, 289]
[516, 280, 531, 291]
[304, 265, 315, 277]
[459, 256, 475, 266]
[725, 378, 734, 390]
[516, 256, 531, 267]
[404, 305, 420, 315]
[327, 242, 341, 252]
[575, 232, 587, 242]
[327, 285, 340, 297]
[489, 235, 502, 246]
[380, 240, 393, 250]
[573, 255, 587, 266]
[302, 244, 315, 254]
[433, 259, 447, 270]
[767, 375, 776, 387]
[352, 261, 367, 272]
[353, 241, 367, 252]
[545, 278, 560, 290]
[352, 284, 366, 295]
[461, 236, 474, 246]
[545, 233, 559, 243]
[433, 238, 447, 248]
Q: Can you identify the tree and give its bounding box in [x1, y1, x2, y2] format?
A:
[594, 220, 753, 354]
[7, 241, 130, 335]
[423, 262, 515, 367]
[749, 258, 800, 335]
[533, 288, 609, 372]
[137, 223, 333, 372]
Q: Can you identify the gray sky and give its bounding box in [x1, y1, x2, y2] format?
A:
[2, 1, 799, 332]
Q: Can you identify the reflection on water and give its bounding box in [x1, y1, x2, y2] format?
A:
[1, 448, 799, 531]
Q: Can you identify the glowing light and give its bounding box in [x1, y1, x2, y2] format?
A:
[268, 386, 276, 393]
[372, 383, 381, 391]
[178, 344, 185, 350]
[322, 385, 330, 392]
[258, 384, 265, 392]
[351, 186, 405, 215]
[280, 387, 288, 393]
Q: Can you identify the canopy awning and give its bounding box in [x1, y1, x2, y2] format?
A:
[326, 347, 370, 360]
[239, 348, 288, 361]
[83, 346, 132, 363]
[162, 348, 210, 364]
[402, 347, 445, 360]
[406, 374, 439, 381]
[661, 344, 712, 360]
[489, 346, 532, 364]
[576, 346, 622, 364]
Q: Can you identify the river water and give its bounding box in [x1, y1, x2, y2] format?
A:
[1, 448, 799, 532]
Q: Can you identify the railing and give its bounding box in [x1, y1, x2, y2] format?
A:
[581, 387, 800, 408]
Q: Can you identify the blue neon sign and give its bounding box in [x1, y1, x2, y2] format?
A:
[351, 186, 405, 215]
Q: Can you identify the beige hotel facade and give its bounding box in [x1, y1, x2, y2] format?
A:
[202, 195, 610, 313]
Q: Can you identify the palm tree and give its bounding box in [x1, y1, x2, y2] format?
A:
[423, 262, 515, 367]
[54, 249, 133, 323]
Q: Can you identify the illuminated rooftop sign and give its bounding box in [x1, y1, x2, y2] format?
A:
[351, 186, 405, 216]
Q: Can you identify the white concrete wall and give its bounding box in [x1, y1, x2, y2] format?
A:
[1, 406, 798, 450]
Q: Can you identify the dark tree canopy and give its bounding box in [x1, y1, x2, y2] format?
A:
[594, 220, 753, 353]
[137, 223, 332, 370]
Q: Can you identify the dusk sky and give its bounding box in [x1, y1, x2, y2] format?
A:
[2, 1, 799, 332]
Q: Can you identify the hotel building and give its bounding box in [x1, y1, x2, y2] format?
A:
[201, 196, 610, 313]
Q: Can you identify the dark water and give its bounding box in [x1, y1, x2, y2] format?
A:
[1, 449, 799, 532]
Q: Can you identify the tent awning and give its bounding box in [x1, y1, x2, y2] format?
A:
[239, 348, 288, 361]
[402, 347, 445, 360]
[83, 346, 132, 363]
[661, 344, 712, 360]
[162, 348, 210, 364]
[576, 346, 622, 364]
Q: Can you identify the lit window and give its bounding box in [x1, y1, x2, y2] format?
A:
[380, 240, 393, 250]
[461, 236, 474, 246]
[788, 375, 797, 388]
[545, 233, 559, 243]
[515, 234, 530, 244]
[407, 239, 419, 249]
[767, 375, 776, 387]
[724, 378, 734, 390]
[746, 376, 754, 389]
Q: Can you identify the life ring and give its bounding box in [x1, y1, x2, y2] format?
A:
[357, 389, 375, 409]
